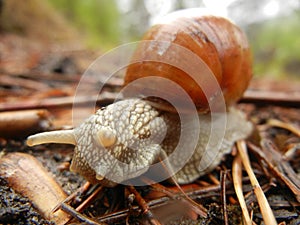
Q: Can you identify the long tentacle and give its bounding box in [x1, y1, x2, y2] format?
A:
[27, 130, 76, 146]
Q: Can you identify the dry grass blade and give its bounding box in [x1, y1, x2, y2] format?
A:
[232, 154, 252, 225]
[237, 140, 277, 225]
[267, 119, 300, 137]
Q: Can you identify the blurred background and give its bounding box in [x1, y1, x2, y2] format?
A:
[1, 0, 300, 80]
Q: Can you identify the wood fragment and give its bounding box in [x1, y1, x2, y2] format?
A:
[0, 109, 51, 138]
[0, 152, 70, 224]
[237, 140, 277, 225]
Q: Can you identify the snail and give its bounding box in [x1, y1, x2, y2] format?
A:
[27, 9, 253, 187]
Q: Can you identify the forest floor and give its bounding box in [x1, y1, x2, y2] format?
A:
[0, 33, 299, 225]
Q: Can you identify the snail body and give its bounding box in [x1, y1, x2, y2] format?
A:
[27, 99, 252, 186]
[27, 10, 253, 186]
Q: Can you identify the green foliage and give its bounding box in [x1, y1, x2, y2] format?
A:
[48, 0, 121, 48]
[250, 10, 300, 79]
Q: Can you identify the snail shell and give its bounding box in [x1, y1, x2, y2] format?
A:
[125, 11, 252, 111]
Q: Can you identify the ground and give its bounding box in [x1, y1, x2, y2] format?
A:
[0, 33, 299, 225]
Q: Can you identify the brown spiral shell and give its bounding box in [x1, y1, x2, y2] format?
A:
[125, 11, 252, 111]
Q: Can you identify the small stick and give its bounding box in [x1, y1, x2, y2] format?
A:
[241, 89, 300, 107]
[76, 185, 104, 212]
[237, 140, 277, 225]
[60, 203, 104, 225]
[52, 182, 92, 213]
[247, 142, 300, 202]
[209, 173, 220, 185]
[220, 171, 229, 225]
[0, 74, 50, 90]
[0, 92, 118, 111]
[149, 182, 176, 197]
[127, 186, 162, 225]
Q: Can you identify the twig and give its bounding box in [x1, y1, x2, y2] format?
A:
[52, 182, 91, 213]
[241, 90, 300, 107]
[127, 186, 162, 225]
[237, 140, 277, 225]
[75, 185, 104, 212]
[0, 92, 118, 111]
[248, 141, 300, 202]
[0, 73, 50, 90]
[60, 203, 104, 225]
[97, 182, 256, 224]
[220, 171, 229, 225]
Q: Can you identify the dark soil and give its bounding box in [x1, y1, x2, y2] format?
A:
[0, 177, 54, 225]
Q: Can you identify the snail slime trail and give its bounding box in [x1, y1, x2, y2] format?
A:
[27, 9, 253, 187]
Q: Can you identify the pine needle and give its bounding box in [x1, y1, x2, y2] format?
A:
[232, 154, 252, 225]
[236, 140, 277, 225]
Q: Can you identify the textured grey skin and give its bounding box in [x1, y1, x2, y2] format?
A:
[71, 99, 167, 185]
[70, 99, 252, 185]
